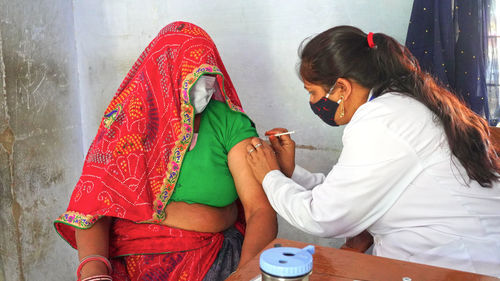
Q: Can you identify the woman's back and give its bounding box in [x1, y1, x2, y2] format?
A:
[360, 93, 500, 275]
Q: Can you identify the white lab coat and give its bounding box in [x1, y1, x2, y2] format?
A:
[262, 92, 500, 276]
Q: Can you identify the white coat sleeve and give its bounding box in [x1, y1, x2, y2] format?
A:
[290, 165, 325, 190]
[262, 114, 423, 238]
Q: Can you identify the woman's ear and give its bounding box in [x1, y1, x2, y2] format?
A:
[336, 78, 353, 100]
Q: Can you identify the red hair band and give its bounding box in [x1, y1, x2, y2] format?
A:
[367, 32, 376, 48]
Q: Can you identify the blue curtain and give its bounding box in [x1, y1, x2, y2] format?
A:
[486, 0, 499, 126]
[405, 0, 492, 122]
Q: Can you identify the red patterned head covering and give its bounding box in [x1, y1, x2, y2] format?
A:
[55, 21, 246, 247]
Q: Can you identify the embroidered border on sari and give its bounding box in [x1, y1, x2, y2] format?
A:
[54, 211, 102, 229]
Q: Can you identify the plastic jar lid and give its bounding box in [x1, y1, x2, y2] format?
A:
[259, 245, 315, 277]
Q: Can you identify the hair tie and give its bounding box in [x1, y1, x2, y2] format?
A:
[367, 32, 376, 48]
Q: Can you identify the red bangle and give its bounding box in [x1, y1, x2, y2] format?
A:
[81, 275, 112, 281]
[77, 255, 112, 281]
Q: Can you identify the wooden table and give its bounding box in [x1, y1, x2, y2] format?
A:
[227, 238, 499, 281]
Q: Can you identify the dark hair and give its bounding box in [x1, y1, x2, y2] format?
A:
[299, 25, 499, 187]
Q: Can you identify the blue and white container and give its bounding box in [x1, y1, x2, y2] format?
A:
[259, 245, 315, 281]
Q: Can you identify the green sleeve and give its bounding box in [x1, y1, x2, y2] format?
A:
[224, 109, 258, 151]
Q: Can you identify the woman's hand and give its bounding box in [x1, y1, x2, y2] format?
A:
[246, 137, 280, 183]
[265, 128, 296, 177]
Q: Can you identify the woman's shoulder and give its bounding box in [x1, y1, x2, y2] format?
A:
[204, 99, 255, 129]
[206, 100, 253, 122]
[206, 99, 242, 115]
[203, 99, 257, 149]
[205, 99, 227, 112]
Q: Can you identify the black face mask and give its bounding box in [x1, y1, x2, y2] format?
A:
[309, 95, 341, 126]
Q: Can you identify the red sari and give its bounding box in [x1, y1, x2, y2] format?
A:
[54, 21, 247, 281]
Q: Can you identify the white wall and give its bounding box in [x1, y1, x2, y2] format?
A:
[73, 0, 413, 250]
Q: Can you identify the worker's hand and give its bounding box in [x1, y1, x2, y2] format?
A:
[265, 128, 296, 177]
[246, 137, 280, 183]
[340, 230, 374, 253]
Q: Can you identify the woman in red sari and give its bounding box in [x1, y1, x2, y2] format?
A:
[54, 21, 277, 281]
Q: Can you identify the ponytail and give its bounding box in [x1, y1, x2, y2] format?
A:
[299, 25, 499, 187]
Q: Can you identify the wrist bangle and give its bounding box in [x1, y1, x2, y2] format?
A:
[81, 275, 112, 281]
[77, 255, 112, 281]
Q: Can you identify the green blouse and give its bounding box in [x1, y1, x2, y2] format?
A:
[169, 100, 258, 207]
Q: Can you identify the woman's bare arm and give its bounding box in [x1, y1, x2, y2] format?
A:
[228, 138, 278, 267]
[75, 216, 112, 279]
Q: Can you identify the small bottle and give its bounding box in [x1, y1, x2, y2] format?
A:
[259, 245, 315, 281]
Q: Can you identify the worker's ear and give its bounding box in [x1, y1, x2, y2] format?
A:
[335, 78, 353, 101]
